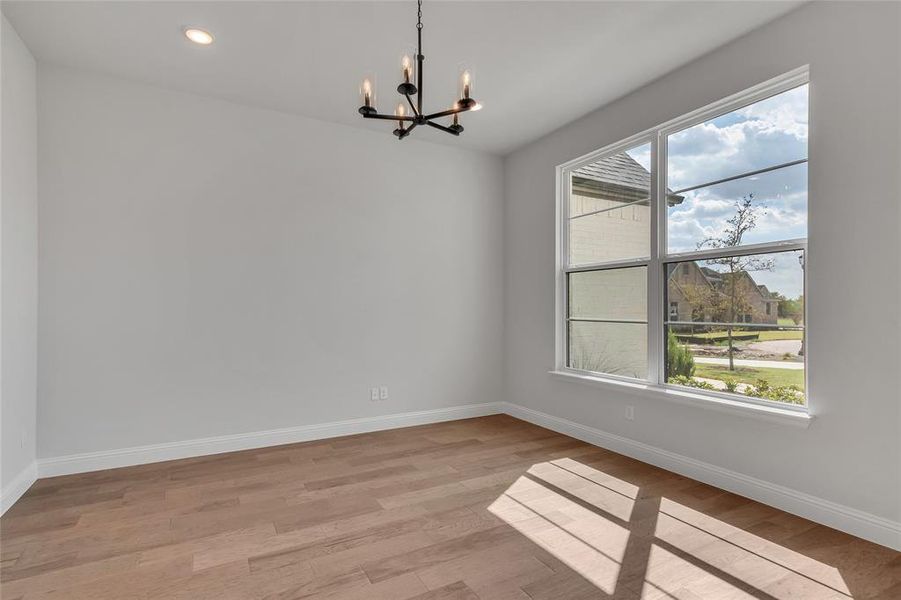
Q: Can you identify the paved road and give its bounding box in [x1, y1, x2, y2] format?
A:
[695, 356, 804, 370]
[747, 340, 803, 355]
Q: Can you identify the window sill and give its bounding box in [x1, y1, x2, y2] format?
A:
[548, 370, 813, 429]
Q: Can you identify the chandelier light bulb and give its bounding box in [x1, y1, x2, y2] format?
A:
[361, 79, 373, 107]
[402, 55, 413, 84]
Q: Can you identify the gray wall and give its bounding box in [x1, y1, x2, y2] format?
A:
[1, 15, 38, 492]
[36, 65, 504, 458]
[503, 1, 900, 522]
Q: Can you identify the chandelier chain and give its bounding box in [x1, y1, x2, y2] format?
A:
[417, 0, 422, 30]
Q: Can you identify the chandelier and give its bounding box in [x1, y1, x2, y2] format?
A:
[357, 0, 481, 140]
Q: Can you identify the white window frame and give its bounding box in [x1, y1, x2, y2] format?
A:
[555, 67, 810, 415]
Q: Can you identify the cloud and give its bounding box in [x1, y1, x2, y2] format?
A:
[666, 85, 808, 259]
[667, 85, 808, 191]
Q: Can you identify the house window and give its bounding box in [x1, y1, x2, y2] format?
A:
[560, 70, 808, 408]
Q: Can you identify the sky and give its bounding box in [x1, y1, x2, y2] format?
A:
[626, 84, 808, 298]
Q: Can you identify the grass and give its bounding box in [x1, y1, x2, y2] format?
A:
[693, 363, 805, 390]
[777, 318, 799, 326]
[677, 328, 803, 342]
[756, 330, 804, 341]
[676, 331, 759, 341]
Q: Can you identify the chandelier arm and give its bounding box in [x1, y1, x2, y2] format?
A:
[423, 105, 472, 120]
[425, 120, 460, 136]
[363, 113, 415, 122]
[399, 122, 418, 139]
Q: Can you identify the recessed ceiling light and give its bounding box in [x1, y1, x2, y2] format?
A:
[184, 28, 214, 45]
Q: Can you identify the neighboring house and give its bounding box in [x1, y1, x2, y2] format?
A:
[567, 152, 685, 378]
[667, 262, 779, 325]
[569, 152, 683, 265]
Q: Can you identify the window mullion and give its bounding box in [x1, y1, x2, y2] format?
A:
[663, 239, 807, 264]
[669, 158, 808, 196]
[564, 257, 650, 274]
[647, 135, 664, 385]
[556, 165, 569, 371]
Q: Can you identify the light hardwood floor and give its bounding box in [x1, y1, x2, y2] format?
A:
[1, 415, 898, 599]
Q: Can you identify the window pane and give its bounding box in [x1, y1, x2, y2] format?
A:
[667, 161, 807, 253]
[665, 250, 804, 405]
[569, 321, 647, 379]
[569, 143, 651, 265]
[667, 84, 808, 192]
[569, 267, 647, 321]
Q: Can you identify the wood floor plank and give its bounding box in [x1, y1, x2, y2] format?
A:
[408, 581, 480, 599]
[1, 415, 896, 599]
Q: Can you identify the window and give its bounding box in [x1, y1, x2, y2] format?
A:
[559, 70, 808, 408]
[566, 142, 651, 379]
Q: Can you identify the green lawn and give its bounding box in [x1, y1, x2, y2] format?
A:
[676, 331, 759, 341]
[756, 330, 804, 341]
[693, 363, 805, 390]
[677, 328, 803, 342]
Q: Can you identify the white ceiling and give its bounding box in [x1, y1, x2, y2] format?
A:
[2, 1, 802, 155]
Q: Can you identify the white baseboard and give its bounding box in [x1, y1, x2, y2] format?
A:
[1, 461, 37, 516]
[14, 400, 901, 551]
[502, 402, 901, 551]
[37, 402, 504, 479]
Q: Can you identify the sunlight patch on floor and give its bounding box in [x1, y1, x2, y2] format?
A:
[655, 498, 851, 598]
[549, 457, 641, 500]
[641, 543, 762, 599]
[491, 459, 853, 600]
[527, 460, 637, 522]
[488, 474, 630, 594]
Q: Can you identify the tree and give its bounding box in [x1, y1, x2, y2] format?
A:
[697, 195, 774, 371]
[778, 295, 804, 325]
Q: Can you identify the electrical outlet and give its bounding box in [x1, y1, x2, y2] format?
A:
[625, 405, 635, 421]
[370, 387, 380, 401]
[379, 386, 389, 400]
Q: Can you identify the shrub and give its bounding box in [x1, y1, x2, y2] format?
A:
[667, 375, 714, 390]
[723, 378, 739, 393]
[667, 330, 695, 378]
[745, 380, 805, 405]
